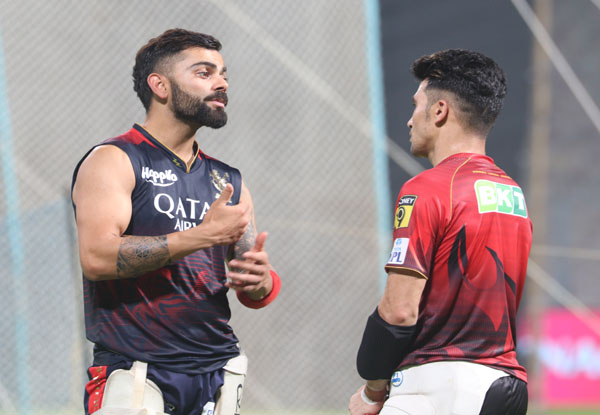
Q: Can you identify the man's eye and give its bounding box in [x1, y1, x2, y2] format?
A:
[197, 71, 209, 78]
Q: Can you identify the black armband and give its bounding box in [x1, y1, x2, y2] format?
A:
[356, 308, 416, 380]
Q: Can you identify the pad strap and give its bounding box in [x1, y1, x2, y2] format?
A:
[237, 270, 281, 309]
[131, 361, 147, 408]
[356, 308, 416, 380]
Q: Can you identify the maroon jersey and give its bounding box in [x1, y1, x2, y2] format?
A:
[385, 153, 531, 382]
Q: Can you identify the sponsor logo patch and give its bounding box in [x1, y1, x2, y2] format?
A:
[141, 166, 178, 187]
[391, 371, 404, 387]
[387, 238, 409, 265]
[474, 180, 528, 218]
[394, 195, 417, 229]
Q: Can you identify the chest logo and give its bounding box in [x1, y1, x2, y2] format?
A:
[141, 167, 178, 187]
[209, 169, 230, 199]
[394, 195, 417, 229]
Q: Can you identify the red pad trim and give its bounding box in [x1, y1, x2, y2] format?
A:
[86, 365, 108, 414]
[237, 270, 281, 309]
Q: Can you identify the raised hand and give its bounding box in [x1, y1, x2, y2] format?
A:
[200, 184, 250, 245]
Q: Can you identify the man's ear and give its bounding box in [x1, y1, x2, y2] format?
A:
[432, 98, 449, 126]
[147, 73, 169, 101]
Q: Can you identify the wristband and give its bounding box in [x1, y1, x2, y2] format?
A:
[361, 387, 383, 405]
[236, 270, 281, 309]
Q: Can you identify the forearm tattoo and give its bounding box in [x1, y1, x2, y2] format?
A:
[116, 235, 171, 278]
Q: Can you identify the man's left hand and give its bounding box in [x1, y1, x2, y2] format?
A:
[226, 232, 273, 299]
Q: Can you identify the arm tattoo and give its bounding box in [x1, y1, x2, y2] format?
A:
[116, 235, 171, 279]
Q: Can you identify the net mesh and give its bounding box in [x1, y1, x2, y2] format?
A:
[0, 1, 381, 413]
[1, 1, 599, 414]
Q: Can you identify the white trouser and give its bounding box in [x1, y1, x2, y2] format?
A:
[380, 361, 508, 415]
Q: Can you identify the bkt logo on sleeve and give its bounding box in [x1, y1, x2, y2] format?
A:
[141, 166, 178, 187]
[474, 180, 528, 218]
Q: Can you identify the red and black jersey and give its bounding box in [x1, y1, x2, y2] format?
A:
[72, 124, 242, 374]
[385, 153, 532, 382]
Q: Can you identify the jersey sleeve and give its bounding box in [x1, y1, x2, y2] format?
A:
[385, 176, 445, 278]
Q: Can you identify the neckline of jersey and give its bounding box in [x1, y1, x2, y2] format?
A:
[439, 152, 494, 165]
[132, 124, 202, 173]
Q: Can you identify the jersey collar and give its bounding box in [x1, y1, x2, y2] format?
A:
[439, 152, 494, 165]
[133, 124, 201, 173]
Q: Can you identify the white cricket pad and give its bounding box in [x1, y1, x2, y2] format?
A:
[214, 353, 248, 415]
[94, 361, 166, 415]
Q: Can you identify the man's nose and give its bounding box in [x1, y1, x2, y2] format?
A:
[214, 75, 228, 91]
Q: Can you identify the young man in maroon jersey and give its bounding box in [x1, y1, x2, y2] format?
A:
[72, 29, 280, 414]
[349, 49, 531, 415]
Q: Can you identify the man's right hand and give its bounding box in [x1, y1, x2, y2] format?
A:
[200, 184, 251, 246]
[349, 385, 385, 415]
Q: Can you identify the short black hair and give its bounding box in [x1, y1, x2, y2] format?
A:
[411, 49, 507, 135]
[133, 28, 222, 111]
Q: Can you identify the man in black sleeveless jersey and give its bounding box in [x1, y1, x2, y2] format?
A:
[72, 29, 281, 415]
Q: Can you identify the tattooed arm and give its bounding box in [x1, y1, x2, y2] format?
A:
[115, 235, 171, 279]
[73, 145, 249, 281]
[229, 183, 257, 264]
[226, 181, 275, 301]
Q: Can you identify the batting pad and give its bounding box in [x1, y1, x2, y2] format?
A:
[215, 352, 248, 415]
[95, 361, 166, 415]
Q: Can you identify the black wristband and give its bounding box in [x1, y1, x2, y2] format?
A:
[356, 307, 416, 380]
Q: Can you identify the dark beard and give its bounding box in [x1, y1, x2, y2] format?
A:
[170, 81, 228, 129]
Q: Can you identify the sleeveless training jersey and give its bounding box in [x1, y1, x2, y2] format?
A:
[72, 124, 242, 374]
[385, 153, 531, 382]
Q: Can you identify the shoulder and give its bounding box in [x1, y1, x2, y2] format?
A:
[72, 142, 135, 195]
[400, 166, 451, 200]
[80, 144, 132, 173]
[74, 129, 142, 173]
[201, 151, 240, 174]
[73, 127, 151, 178]
[105, 126, 156, 147]
[201, 152, 242, 185]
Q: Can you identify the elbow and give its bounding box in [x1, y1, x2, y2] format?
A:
[80, 255, 114, 281]
[377, 306, 418, 327]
